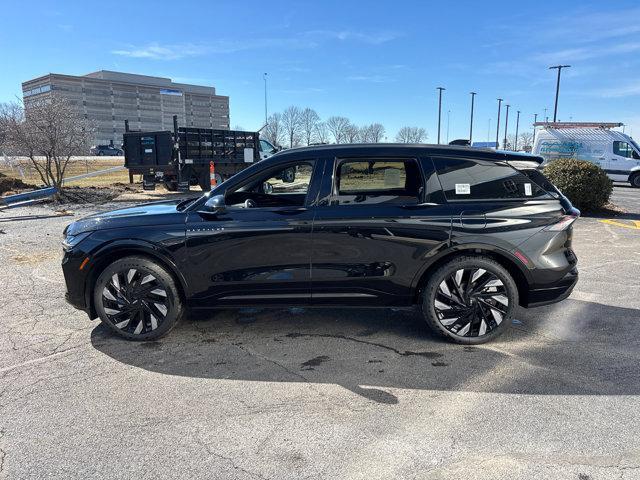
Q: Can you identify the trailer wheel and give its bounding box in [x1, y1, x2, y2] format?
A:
[163, 180, 178, 191]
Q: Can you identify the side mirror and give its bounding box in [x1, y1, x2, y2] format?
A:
[200, 194, 226, 216]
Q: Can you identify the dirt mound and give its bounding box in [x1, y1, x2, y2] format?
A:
[55, 186, 123, 205]
[0, 172, 37, 196]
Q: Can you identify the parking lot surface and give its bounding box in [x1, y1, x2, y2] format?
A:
[0, 186, 639, 479]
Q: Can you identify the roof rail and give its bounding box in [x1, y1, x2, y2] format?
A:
[533, 122, 623, 129]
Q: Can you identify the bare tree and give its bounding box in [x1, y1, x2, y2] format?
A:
[282, 106, 303, 148]
[344, 123, 361, 143]
[395, 126, 427, 143]
[326, 116, 350, 144]
[518, 131, 534, 151]
[300, 107, 320, 146]
[314, 122, 329, 144]
[264, 112, 284, 147]
[1, 96, 94, 194]
[360, 123, 386, 142]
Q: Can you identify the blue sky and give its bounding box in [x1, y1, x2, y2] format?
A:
[1, 0, 640, 142]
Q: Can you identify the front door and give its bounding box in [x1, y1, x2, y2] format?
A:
[310, 156, 452, 306]
[185, 159, 323, 307]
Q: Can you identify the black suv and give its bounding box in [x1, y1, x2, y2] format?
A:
[90, 145, 123, 156]
[62, 144, 579, 344]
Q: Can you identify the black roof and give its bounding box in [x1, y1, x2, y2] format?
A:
[270, 143, 543, 163]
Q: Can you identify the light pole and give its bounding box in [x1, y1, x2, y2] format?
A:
[549, 65, 570, 122]
[263, 73, 268, 126]
[469, 91, 476, 144]
[437, 87, 445, 144]
[533, 113, 538, 145]
[503, 104, 510, 150]
[514, 110, 520, 151]
[495, 98, 503, 148]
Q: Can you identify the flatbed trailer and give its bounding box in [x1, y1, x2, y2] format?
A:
[123, 116, 273, 191]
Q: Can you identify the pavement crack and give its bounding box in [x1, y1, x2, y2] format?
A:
[284, 332, 443, 358]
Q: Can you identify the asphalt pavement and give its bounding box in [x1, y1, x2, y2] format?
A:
[0, 186, 639, 479]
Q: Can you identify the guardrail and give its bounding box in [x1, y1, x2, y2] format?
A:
[0, 187, 57, 209]
[62, 165, 125, 185]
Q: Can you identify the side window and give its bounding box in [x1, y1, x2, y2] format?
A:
[260, 139, 276, 155]
[226, 161, 314, 208]
[333, 159, 422, 205]
[613, 141, 633, 158]
[433, 157, 549, 201]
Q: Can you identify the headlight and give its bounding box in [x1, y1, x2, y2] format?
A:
[62, 231, 92, 251]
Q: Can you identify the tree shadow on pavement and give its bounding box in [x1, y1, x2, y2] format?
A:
[90, 299, 640, 403]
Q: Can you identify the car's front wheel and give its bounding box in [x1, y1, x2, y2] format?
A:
[93, 256, 184, 340]
[421, 255, 518, 344]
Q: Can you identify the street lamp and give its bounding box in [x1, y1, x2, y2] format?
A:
[263, 73, 268, 126]
[549, 65, 570, 122]
[437, 87, 445, 144]
[469, 91, 477, 145]
[495, 98, 503, 148]
[503, 104, 510, 150]
[532, 113, 538, 145]
[514, 110, 520, 151]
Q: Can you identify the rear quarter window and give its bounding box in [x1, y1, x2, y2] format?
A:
[433, 157, 550, 201]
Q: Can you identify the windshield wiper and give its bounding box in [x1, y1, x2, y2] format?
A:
[176, 197, 199, 211]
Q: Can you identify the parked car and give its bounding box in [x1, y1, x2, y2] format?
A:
[90, 145, 124, 156]
[532, 123, 640, 187]
[62, 144, 579, 344]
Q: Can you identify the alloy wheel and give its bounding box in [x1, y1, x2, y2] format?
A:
[434, 268, 509, 337]
[101, 268, 169, 335]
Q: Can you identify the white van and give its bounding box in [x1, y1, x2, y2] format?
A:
[532, 123, 640, 187]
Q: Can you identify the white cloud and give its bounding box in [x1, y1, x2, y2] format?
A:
[347, 74, 394, 83]
[596, 82, 640, 98]
[112, 38, 319, 60]
[303, 29, 401, 45]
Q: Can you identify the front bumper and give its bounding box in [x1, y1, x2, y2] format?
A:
[523, 266, 578, 308]
[62, 249, 91, 313]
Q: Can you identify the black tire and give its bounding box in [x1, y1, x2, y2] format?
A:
[93, 256, 184, 341]
[421, 255, 518, 345]
[163, 180, 178, 191]
[630, 173, 640, 188]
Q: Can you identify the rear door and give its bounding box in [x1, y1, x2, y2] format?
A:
[310, 155, 451, 306]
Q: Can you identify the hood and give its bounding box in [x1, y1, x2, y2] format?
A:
[66, 199, 186, 235]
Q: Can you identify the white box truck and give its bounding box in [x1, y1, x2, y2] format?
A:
[532, 122, 640, 187]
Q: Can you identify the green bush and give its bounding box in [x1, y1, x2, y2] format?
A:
[543, 158, 613, 211]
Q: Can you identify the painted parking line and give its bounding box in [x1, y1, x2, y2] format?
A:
[599, 219, 640, 230]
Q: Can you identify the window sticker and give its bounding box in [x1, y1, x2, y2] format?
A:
[524, 183, 532, 196]
[455, 183, 471, 195]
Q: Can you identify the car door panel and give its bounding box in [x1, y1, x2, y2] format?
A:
[310, 156, 451, 306]
[185, 159, 324, 307]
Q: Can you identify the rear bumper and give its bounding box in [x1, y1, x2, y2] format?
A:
[523, 267, 578, 308]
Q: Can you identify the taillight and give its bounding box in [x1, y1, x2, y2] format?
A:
[545, 214, 579, 231]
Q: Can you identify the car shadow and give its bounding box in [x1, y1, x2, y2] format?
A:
[90, 299, 640, 403]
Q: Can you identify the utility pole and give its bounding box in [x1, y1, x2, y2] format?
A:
[514, 110, 520, 151]
[263, 72, 268, 126]
[549, 65, 570, 122]
[495, 98, 503, 149]
[469, 91, 476, 144]
[533, 113, 538, 145]
[503, 104, 510, 150]
[437, 87, 445, 144]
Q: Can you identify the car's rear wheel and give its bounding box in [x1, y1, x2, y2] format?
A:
[630, 173, 640, 188]
[421, 255, 518, 344]
[93, 256, 184, 340]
